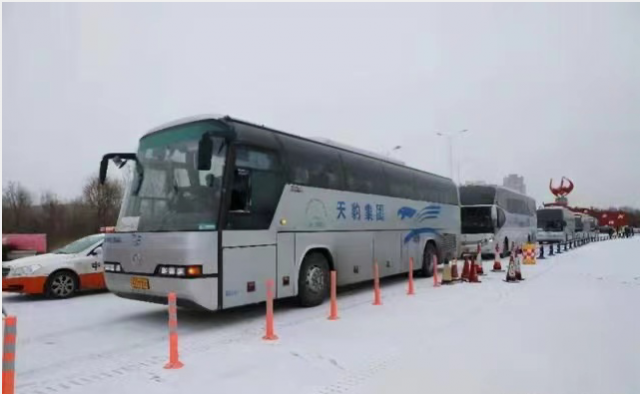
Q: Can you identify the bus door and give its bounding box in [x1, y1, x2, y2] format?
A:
[220, 145, 284, 308]
[221, 231, 276, 308]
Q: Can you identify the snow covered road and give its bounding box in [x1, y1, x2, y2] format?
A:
[4, 237, 640, 394]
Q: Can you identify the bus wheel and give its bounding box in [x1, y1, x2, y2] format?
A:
[298, 252, 330, 307]
[421, 243, 437, 278]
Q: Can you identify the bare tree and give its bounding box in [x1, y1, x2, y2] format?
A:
[82, 176, 124, 230]
[2, 181, 34, 232]
[39, 191, 65, 239]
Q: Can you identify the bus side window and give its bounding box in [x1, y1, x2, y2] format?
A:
[227, 146, 283, 230]
[229, 168, 251, 212]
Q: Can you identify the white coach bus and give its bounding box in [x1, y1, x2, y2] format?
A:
[99, 115, 460, 311]
[574, 213, 598, 241]
[536, 206, 576, 244]
[459, 185, 537, 257]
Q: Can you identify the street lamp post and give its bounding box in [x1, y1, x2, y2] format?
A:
[436, 129, 467, 183]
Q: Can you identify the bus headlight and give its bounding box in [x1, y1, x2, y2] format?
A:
[157, 265, 202, 277]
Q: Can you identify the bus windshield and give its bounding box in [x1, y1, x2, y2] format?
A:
[116, 121, 228, 232]
[537, 209, 564, 232]
[459, 186, 496, 205]
[461, 206, 494, 234]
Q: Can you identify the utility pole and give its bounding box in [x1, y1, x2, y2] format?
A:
[436, 129, 468, 183]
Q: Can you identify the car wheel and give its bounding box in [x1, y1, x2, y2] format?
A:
[421, 243, 437, 278]
[46, 270, 78, 299]
[298, 252, 329, 307]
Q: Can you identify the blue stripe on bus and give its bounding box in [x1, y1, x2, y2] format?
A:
[403, 227, 440, 244]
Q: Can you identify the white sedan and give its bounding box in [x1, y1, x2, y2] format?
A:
[2, 234, 105, 298]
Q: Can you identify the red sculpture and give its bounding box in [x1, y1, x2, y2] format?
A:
[549, 177, 574, 197]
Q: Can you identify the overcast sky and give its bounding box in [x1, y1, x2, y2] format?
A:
[3, 3, 639, 208]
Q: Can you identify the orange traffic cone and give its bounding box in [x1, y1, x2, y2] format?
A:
[441, 260, 453, 285]
[164, 293, 184, 369]
[328, 271, 339, 320]
[263, 279, 279, 341]
[407, 257, 415, 296]
[461, 257, 470, 281]
[492, 244, 503, 271]
[515, 254, 524, 281]
[476, 244, 485, 275]
[451, 258, 460, 281]
[373, 262, 382, 306]
[433, 255, 441, 288]
[3, 315, 17, 394]
[468, 259, 481, 283]
[504, 256, 517, 282]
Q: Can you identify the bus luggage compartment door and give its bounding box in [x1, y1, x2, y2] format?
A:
[221, 231, 276, 309]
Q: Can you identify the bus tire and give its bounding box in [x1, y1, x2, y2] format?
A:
[421, 243, 437, 278]
[297, 252, 330, 307]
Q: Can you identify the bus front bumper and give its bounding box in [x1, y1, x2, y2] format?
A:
[537, 232, 565, 243]
[460, 240, 496, 256]
[105, 273, 218, 311]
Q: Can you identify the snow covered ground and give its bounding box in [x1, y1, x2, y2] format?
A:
[4, 237, 640, 394]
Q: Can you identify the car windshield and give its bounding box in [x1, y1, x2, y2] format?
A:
[116, 120, 228, 232]
[53, 234, 104, 254]
[461, 206, 494, 234]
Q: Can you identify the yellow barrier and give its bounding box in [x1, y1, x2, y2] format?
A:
[522, 243, 537, 265]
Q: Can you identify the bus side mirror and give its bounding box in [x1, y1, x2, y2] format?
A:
[99, 157, 108, 184]
[100, 153, 136, 184]
[198, 134, 213, 171]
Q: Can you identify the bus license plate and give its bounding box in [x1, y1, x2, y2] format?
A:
[130, 277, 150, 290]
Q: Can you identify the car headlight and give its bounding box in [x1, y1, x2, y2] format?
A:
[11, 264, 43, 277]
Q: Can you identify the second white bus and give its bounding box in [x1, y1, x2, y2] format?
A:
[459, 185, 537, 257]
[536, 206, 576, 244]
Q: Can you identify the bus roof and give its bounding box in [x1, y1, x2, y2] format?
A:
[460, 184, 533, 199]
[141, 114, 454, 184]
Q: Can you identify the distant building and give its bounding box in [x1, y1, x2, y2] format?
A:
[503, 174, 526, 194]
